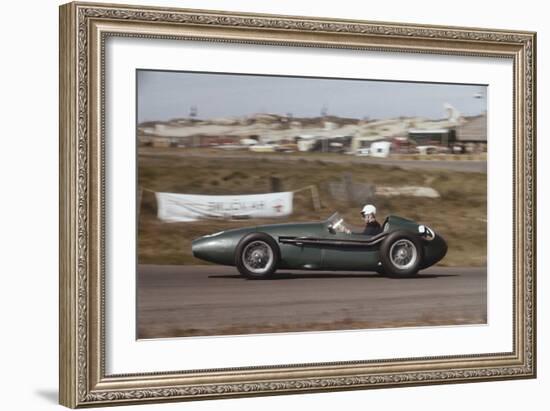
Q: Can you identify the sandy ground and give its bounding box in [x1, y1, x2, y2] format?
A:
[137, 265, 487, 339]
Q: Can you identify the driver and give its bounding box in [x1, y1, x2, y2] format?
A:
[361, 204, 382, 235]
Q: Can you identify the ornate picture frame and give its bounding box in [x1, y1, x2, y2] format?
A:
[59, 2, 536, 408]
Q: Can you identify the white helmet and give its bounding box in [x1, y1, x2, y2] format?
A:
[361, 204, 376, 216]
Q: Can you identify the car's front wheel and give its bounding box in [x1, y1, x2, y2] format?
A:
[379, 231, 423, 278]
[235, 233, 279, 279]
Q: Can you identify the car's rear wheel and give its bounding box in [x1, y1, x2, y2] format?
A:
[235, 233, 279, 279]
[379, 231, 423, 278]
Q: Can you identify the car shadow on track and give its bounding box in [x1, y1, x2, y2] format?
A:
[208, 273, 458, 280]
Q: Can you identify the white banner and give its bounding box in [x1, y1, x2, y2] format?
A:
[155, 191, 294, 222]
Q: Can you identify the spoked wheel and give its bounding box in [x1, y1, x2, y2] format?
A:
[390, 239, 417, 268]
[235, 233, 279, 279]
[379, 231, 423, 278]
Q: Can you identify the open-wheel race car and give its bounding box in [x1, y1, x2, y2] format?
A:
[192, 213, 447, 279]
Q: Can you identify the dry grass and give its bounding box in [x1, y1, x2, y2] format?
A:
[138, 148, 487, 266]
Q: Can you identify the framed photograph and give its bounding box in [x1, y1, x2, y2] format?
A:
[59, 2, 536, 408]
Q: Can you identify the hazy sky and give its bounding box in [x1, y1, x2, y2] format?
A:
[137, 70, 487, 123]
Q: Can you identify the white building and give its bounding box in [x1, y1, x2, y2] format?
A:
[369, 141, 392, 158]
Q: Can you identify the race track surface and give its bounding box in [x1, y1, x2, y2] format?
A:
[137, 265, 487, 339]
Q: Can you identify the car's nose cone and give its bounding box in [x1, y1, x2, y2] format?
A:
[191, 237, 209, 261]
[431, 234, 448, 265]
[191, 234, 235, 265]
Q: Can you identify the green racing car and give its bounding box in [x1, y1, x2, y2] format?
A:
[192, 212, 447, 279]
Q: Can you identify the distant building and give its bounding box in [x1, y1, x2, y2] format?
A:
[150, 137, 174, 148]
[409, 114, 486, 147]
[249, 144, 277, 153]
[350, 135, 385, 153]
[369, 141, 392, 158]
[198, 135, 241, 147]
[456, 114, 487, 144]
[408, 128, 457, 146]
[391, 137, 414, 154]
[454, 114, 487, 153]
[137, 108, 487, 154]
[310, 136, 352, 153]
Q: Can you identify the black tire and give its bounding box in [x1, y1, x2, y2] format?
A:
[235, 232, 280, 279]
[379, 231, 423, 278]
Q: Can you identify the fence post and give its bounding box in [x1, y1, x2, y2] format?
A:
[137, 187, 144, 226]
[309, 185, 321, 211]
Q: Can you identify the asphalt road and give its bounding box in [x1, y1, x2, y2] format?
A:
[137, 265, 486, 339]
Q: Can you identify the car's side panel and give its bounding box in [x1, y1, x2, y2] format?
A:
[321, 246, 380, 271]
[260, 222, 325, 269]
[314, 231, 378, 270]
[278, 243, 322, 269]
